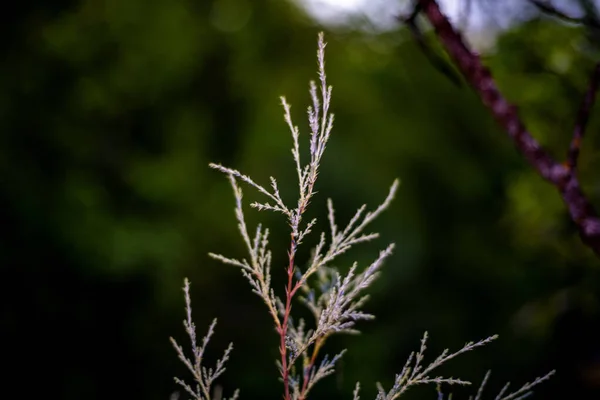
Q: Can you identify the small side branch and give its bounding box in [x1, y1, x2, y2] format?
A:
[568, 62, 600, 170]
[529, 0, 600, 28]
[398, 3, 462, 87]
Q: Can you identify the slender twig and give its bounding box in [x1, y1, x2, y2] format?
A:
[406, 0, 600, 256]
[529, 0, 600, 28]
[397, 3, 463, 87]
[279, 232, 298, 400]
[298, 337, 324, 400]
[567, 62, 600, 170]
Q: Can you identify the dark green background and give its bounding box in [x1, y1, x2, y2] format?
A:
[2, 0, 600, 399]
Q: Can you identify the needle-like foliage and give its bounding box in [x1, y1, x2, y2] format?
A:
[170, 279, 239, 400]
[435, 369, 555, 400]
[170, 32, 553, 400]
[208, 32, 398, 400]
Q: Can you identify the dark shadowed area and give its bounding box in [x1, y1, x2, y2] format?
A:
[2, 0, 600, 399]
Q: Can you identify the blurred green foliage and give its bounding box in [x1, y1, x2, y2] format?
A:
[1, 1, 600, 399]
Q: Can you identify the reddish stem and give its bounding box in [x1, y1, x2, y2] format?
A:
[298, 338, 323, 400]
[279, 233, 298, 400]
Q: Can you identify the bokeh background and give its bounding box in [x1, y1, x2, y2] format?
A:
[2, 0, 600, 399]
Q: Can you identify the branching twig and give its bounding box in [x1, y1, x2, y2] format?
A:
[352, 333, 499, 400]
[170, 279, 239, 400]
[210, 33, 398, 400]
[404, 0, 600, 256]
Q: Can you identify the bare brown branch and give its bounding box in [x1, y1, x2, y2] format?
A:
[407, 0, 600, 256]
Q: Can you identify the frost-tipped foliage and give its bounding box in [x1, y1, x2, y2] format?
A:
[170, 33, 553, 400]
[170, 279, 239, 400]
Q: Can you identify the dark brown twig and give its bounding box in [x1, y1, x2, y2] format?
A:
[529, 0, 600, 28]
[409, 0, 600, 256]
[568, 63, 600, 171]
[398, 3, 463, 87]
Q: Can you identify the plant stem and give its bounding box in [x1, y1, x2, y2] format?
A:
[299, 337, 324, 400]
[279, 232, 299, 400]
